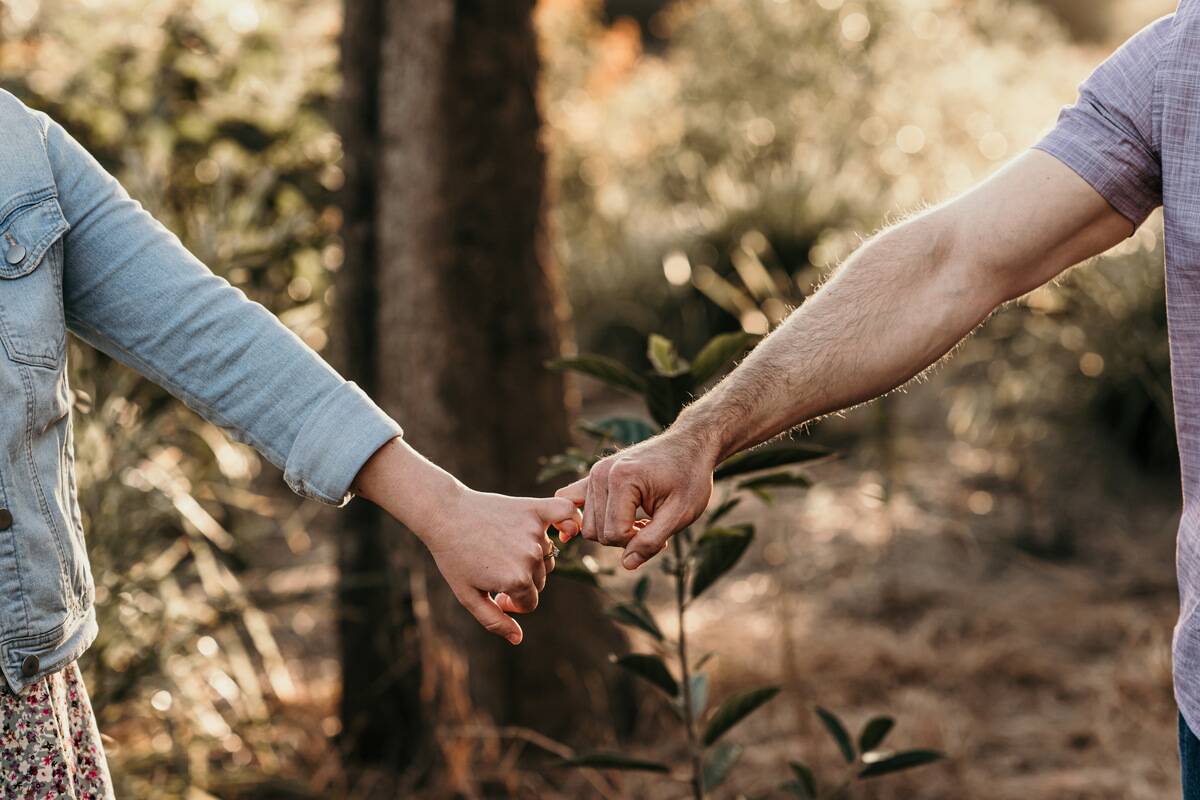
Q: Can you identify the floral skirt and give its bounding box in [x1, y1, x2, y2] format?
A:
[0, 662, 114, 799]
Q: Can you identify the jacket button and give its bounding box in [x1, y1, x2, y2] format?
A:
[4, 243, 25, 264]
[20, 655, 38, 678]
[0, 509, 11, 530]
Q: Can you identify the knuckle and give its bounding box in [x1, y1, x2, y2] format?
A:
[608, 459, 633, 482]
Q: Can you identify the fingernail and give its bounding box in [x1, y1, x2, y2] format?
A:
[623, 553, 644, 571]
[507, 634, 521, 645]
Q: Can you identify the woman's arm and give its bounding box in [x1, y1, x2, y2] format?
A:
[33, 106, 576, 641]
[41, 110, 390, 507]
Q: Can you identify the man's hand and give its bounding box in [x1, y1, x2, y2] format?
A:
[556, 430, 715, 570]
[352, 437, 582, 644]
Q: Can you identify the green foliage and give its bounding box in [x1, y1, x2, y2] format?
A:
[690, 332, 758, 386]
[783, 708, 944, 796]
[786, 761, 818, 798]
[608, 602, 664, 641]
[578, 416, 658, 448]
[613, 653, 679, 697]
[701, 743, 744, 792]
[690, 525, 754, 600]
[858, 715, 896, 753]
[548, 332, 943, 796]
[702, 686, 781, 747]
[713, 445, 832, 480]
[548, 354, 648, 395]
[647, 332, 691, 377]
[816, 706, 857, 765]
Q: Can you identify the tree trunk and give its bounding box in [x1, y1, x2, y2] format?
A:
[335, 0, 623, 782]
[334, 0, 428, 776]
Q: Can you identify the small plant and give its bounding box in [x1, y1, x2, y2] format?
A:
[782, 707, 945, 798]
[543, 332, 944, 798]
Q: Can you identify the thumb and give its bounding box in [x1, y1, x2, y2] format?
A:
[460, 589, 524, 645]
[620, 503, 686, 571]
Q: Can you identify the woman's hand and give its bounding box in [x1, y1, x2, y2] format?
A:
[418, 488, 580, 644]
[352, 437, 581, 644]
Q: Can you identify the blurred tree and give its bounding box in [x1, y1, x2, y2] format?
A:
[335, 0, 622, 786]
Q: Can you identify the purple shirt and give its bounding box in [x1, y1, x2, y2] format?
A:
[1034, 5, 1200, 732]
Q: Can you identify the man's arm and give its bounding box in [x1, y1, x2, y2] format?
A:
[561, 150, 1137, 568]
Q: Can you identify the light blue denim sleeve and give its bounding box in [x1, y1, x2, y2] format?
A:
[36, 110, 402, 506]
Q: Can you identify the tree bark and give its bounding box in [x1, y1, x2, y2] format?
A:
[334, 0, 428, 775]
[335, 0, 623, 781]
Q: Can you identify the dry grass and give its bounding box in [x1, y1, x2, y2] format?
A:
[98, 386, 1184, 798]
[589, 384, 1181, 799]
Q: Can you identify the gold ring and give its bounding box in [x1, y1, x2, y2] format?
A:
[544, 545, 560, 561]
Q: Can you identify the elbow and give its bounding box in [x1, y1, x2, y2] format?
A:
[877, 208, 1005, 318]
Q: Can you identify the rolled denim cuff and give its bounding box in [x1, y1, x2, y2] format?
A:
[284, 381, 403, 506]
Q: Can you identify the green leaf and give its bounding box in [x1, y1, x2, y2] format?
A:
[702, 685, 781, 746]
[859, 716, 895, 753]
[645, 373, 694, 427]
[579, 416, 659, 447]
[647, 333, 690, 377]
[558, 752, 671, 773]
[689, 672, 709, 718]
[786, 761, 817, 798]
[737, 471, 812, 501]
[547, 355, 648, 395]
[691, 525, 754, 599]
[816, 706, 856, 764]
[612, 653, 679, 697]
[858, 749, 945, 779]
[701, 742, 744, 791]
[714, 444, 833, 481]
[608, 603, 664, 641]
[690, 332, 758, 385]
[707, 497, 742, 525]
[536, 449, 595, 483]
[633, 576, 650, 603]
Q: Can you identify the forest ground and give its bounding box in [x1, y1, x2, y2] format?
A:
[227, 373, 1183, 800]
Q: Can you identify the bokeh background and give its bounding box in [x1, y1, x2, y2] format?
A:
[0, 0, 1184, 797]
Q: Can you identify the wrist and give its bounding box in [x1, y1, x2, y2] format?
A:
[353, 438, 469, 543]
[663, 413, 725, 472]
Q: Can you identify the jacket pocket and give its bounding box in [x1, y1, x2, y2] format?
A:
[0, 194, 71, 369]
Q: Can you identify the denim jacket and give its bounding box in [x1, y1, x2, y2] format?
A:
[0, 90, 402, 693]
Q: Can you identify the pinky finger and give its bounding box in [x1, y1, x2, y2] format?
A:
[461, 590, 524, 645]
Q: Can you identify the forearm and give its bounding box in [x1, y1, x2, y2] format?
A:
[41, 109, 402, 505]
[674, 213, 995, 462]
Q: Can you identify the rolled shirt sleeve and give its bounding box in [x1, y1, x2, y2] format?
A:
[1033, 15, 1172, 229]
[36, 107, 401, 506]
